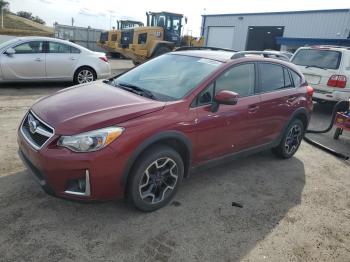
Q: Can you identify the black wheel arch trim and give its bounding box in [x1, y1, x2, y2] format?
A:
[121, 130, 192, 188]
[277, 107, 310, 144]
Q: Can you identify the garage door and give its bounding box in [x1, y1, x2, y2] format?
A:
[207, 26, 235, 49]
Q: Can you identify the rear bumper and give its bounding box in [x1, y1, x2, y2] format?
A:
[313, 89, 350, 102]
[96, 63, 111, 80]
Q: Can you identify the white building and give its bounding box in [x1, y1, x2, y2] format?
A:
[201, 9, 350, 52]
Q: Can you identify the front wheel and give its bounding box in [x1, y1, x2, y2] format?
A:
[272, 119, 304, 159]
[127, 145, 184, 212]
[74, 67, 96, 84]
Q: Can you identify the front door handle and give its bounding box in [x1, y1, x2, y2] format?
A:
[248, 104, 259, 113]
[34, 58, 42, 62]
[70, 57, 76, 60]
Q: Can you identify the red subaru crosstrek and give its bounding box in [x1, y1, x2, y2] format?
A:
[18, 50, 313, 211]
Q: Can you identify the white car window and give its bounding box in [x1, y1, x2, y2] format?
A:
[14, 41, 43, 54]
[49, 42, 71, 53]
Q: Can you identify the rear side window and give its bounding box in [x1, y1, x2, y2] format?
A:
[258, 63, 285, 93]
[215, 63, 255, 97]
[290, 70, 302, 87]
[291, 49, 341, 69]
[48, 42, 81, 54]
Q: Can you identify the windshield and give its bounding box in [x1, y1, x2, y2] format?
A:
[113, 54, 222, 101]
[291, 49, 341, 69]
[0, 38, 20, 51]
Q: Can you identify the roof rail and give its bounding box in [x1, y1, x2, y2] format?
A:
[231, 51, 290, 61]
[174, 46, 237, 52]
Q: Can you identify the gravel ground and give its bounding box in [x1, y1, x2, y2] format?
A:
[0, 64, 349, 261]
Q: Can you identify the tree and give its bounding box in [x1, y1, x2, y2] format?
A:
[0, 0, 9, 9]
[32, 16, 45, 25]
[16, 11, 33, 19]
[16, 11, 46, 25]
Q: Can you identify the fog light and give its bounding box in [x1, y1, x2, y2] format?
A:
[64, 170, 91, 196]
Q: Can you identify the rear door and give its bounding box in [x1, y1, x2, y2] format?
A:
[45, 41, 80, 79]
[256, 62, 300, 144]
[192, 63, 261, 162]
[1, 41, 45, 80]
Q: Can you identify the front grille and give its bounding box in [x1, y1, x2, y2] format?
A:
[21, 112, 54, 150]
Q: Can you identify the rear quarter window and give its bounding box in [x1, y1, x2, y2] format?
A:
[291, 49, 341, 70]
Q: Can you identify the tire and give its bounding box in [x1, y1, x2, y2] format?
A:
[127, 145, 184, 212]
[152, 46, 171, 58]
[73, 67, 97, 85]
[272, 119, 304, 159]
[333, 127, 342, 140]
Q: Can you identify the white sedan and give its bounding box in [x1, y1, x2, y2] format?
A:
[0, 36, 111, 84]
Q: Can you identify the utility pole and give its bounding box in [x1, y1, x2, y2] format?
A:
[1, 3, 9, 29]
[71, 17, 74, 27]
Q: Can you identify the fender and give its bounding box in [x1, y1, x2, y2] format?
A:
[121, 130, 192, 188]
[276, 107, 310, 145]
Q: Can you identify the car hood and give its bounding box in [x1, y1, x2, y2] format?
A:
[31, 81, 165, 134]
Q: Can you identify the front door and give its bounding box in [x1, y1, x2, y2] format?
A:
[1, 41, 45, 80]
[192, 63, 261, 162]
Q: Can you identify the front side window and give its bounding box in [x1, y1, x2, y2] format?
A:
[113, 54, 221, 101]
[49, 42, 71, 53]
[258, 63, 285, 93]
[14, 41, 43, 54]
[215, 63, 255, 97]
[291, 49, 341, 70]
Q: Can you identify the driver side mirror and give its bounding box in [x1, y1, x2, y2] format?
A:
[211, 90, 239, 112]
[4, 48, 15, 56]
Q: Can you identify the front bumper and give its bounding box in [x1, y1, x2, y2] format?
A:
[17, 128, 126, 201]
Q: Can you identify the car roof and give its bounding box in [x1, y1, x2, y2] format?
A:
[8, 36, 93, 52]
[298, 45, 350, 52]
[172, 50, 236, 62]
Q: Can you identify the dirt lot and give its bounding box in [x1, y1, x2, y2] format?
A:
[0, 63, 350, 262]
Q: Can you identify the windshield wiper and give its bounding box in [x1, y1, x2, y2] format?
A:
[305, 65, 327, 70]
[116, 82, 155, 99]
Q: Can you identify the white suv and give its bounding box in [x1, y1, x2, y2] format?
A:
[291, 46, 350, 102]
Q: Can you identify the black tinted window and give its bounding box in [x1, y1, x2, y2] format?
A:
[197, 83, 214, 106]
[14, 41, 43, 54]
[291, 49, 341, 69]
[284, 68, 293, 88]
[290, 70, 302, 87]
[215, 63, 255, 97]
[259, 63, 285, 92]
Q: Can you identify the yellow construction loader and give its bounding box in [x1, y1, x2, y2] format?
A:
[115, 12, 203, 64]
[97, 20, 143, 57]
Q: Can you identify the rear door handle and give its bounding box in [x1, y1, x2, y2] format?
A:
[248, 104, 259, 113]
[34, 58, 42, 62]
[70, 57, 76, 60]
[287, 96, 297, 103]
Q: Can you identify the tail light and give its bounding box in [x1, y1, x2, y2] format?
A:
[327, 75, 347, 88]
[306, 86, 314, 97]
[99, 56, 108, 62]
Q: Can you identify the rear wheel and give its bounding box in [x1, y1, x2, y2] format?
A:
[127, 145, 184, 212]
[74, 67, 96, 84]
[272, 119, 304, 159]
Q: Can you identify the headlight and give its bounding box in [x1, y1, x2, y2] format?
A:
[57, 127, 124, 152]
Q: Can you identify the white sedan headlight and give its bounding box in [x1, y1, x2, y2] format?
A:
[58, 127, 124, 152]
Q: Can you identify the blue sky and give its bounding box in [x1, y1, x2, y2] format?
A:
[8, 0, 350, 36]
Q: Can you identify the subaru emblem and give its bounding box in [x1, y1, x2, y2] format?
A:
[28, 114, 39, 134]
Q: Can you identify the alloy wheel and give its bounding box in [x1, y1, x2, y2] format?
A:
[139, 157, 178, 204]
[77, 70, 94, 83]
[284, 124, 302, 155]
